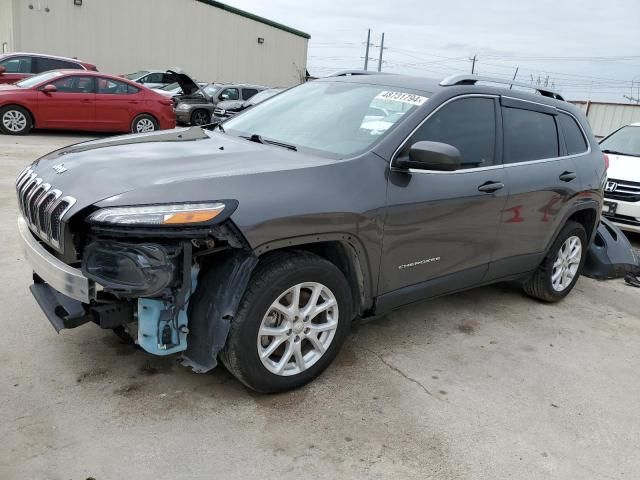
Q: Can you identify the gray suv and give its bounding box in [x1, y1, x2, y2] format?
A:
[15, 74, 606, 393]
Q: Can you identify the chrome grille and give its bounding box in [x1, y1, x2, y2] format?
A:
[604, 178, 640, 203]
[15, 167, 76, 252]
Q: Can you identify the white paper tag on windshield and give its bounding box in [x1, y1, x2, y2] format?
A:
[374, 91, 428, 106]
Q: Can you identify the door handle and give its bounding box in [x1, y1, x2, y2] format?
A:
[128, 100, 139, 104]
[478, 181, 505, 193]
[559, 171, 577, 182]
[81, 99, 92, 103]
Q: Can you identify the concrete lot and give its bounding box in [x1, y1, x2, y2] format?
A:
[1, 131, 639, 480]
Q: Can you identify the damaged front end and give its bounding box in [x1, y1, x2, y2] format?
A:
[23, 199, 258, 373]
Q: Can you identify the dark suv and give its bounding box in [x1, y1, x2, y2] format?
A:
[16, 74, 606, 392]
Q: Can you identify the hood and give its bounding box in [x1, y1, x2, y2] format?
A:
[216, 99, 244, 111]
[607, 154, 640, 182]
[167, 69, 206, 97]
[29, 127, 333, 218]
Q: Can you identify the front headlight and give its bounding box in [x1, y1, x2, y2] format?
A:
[89, 202, 226, 226]
[175, 103, 189, 111]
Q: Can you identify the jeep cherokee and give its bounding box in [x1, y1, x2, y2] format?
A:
[16, 73, 606, 392]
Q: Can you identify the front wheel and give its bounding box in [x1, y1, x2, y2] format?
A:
[190, 109, 210, 126]
[522, 220, 587, 302]
[0, 105, 32, 135]
[131, 114, 158, 133]
[218, 252, 354, 393]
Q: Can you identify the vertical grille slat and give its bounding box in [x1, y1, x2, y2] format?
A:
[14, 168, 76, 253]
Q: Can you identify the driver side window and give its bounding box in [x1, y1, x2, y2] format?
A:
[219, 88, 239, 101]
[0, 56, 33, 73]
[401, 97, 498, 169]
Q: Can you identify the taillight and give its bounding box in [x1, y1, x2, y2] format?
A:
[603, 153, 609, 170]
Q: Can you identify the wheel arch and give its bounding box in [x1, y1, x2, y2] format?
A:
[254, 234, 375, 317]
[546, 201, 600, 254]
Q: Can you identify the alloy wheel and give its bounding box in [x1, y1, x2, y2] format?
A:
[136, 118, 156, 133]
[192, 111, 209, 125]
[551, 235, 582, 292]
[2, 110, 27, 133]
[257, 282, 339, 376]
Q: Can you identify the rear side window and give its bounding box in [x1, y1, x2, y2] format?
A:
[558, 112, 588, 155]
[242, 88, 258, 100]
[219, 88, 240, 100]
[503, 107, 558, 163]
[36, 57, 80, 73]
[402, 97, 497, 168]
[97, 78, 137, 94]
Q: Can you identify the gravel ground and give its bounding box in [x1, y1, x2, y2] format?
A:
[1, 131, 639, 480]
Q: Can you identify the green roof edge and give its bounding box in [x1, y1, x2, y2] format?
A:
[194, 0, 311, 39]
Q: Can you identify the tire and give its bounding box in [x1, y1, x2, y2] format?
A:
[0, 105, 32, 135]
[131, 114, 158, 134]
[190, 109, 210, 126]
[522, 221, 587, 302]
[218, 251, 354, 393]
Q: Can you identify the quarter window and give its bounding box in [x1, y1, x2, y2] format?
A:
[50, 76, 95, 93]
[558, 112, 588, 155]
[0, 56, 33, 73]
[401, 97, 497, 169]
[503, 107, 559, 163]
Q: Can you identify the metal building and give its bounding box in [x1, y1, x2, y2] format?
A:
[571, 101, 640, 139]
[0, 0, 310, 87]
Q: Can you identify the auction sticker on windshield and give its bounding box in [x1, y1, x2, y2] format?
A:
[374, 91, 428, 106]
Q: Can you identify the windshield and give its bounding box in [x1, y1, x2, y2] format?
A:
[15, 71, 64, 88]
[125, 70, 149, 80]
[600, 126, 640, 157]
[203, 84, 221, 96]
[223, 81, 427, 158]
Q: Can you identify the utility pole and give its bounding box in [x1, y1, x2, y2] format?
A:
[470, 54, 477, 74]
[364, 29, 371, 71]
[377, 32, 385, 72]
[510, 67, 519, 89]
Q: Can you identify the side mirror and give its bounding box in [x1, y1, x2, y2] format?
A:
[395, 141, 461, 171]
[42, 84, 57, 94]
[0, 66, 5, 75]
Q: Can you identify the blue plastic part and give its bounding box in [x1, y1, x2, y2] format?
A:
[137, 266, 199, 356]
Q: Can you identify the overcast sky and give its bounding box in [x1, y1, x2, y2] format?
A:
[225, 0, 640, 102]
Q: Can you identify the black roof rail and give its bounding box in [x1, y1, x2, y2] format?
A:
[439, 74, 564, 101]
[327, 70, 394, 77]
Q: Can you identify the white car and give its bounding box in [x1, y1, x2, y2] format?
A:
[600, 122, 640, 233]
[123, 69, 174, 89]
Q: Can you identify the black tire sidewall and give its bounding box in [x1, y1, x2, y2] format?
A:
[191, 109, 208, 126]
[0, 105, 32, 135]
[542, 222, 588, 300]
[226, 259, 353, 393]
[131, 114, 158, 133]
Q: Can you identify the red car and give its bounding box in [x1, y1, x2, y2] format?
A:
[0, 70, 176, 135]
[0, 52, 97, 84]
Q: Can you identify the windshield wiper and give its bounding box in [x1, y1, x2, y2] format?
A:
[216, 123, 225, 133]
[240, 134, 297, 151]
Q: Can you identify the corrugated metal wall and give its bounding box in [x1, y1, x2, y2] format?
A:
[571, 101, 640, 139]
[7, 0, 308, 87]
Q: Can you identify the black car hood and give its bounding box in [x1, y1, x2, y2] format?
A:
[168, 69, 206, 97]
[29, 127, 333, 218]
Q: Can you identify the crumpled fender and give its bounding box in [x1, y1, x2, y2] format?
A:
[180, 250, 258, 373]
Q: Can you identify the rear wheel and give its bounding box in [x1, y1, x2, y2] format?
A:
[522, 221, 587, 302]
[218, 252, 353, 392]
[0, 105, 32, 135]
[131, 114, 158, 133]
[190, 109, 210, 126]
